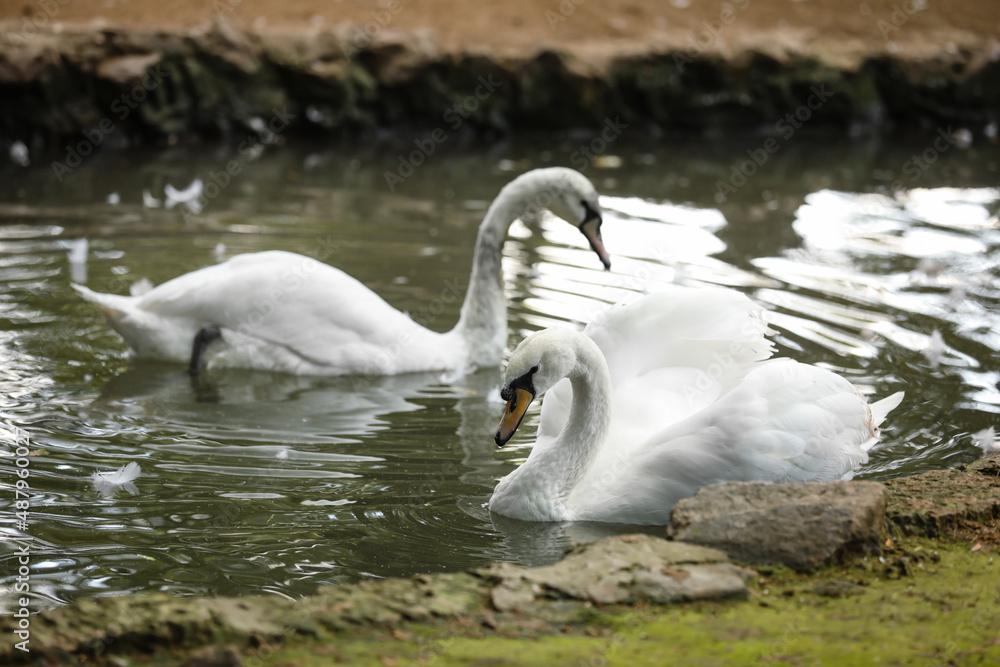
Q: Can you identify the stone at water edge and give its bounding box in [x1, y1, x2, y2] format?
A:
[667, 481, 888, 571]
[475, 533, 751, 609]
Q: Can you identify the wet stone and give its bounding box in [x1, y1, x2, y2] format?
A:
[475, 533, 749, 606]
[667, 481, 888, 571]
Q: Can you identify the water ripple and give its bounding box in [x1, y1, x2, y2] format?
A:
[0, 143, 996, 605]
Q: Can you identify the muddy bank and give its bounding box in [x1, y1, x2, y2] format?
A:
[1, 0, 999, 151]
[3, 454, 998, 666]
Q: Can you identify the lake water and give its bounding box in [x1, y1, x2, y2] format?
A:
[1, 133, 998, 609]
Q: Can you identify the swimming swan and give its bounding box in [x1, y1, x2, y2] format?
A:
[73, 168, 609, 376]
[490, 287, 904, 524]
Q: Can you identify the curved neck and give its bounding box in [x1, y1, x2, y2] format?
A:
[531, 336, 613, 512]
[451, 174, 556, 363]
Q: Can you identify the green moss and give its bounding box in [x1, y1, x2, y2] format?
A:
[239, 539, 999, 667]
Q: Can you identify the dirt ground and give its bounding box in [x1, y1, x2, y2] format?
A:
[2, 1, 998, 150]
[2, 0, 997, 57]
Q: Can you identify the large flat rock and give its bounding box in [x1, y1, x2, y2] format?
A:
[476, 533, 750, 609]
[667, 480, 888, 571]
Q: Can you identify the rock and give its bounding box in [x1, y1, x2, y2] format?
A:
[667, 481, 888, 571]
[475, 533, 750, 606]
[885, 453, 1000, 538]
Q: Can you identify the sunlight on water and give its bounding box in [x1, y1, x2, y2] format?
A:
[0, 139, 997, 609]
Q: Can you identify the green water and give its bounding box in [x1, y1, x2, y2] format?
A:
[0, 134, 998, 608]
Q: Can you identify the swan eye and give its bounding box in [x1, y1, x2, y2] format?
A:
[501, 365, 539, 403]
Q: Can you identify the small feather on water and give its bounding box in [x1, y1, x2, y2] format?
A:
[130, 278, 154, 296]
[922, 329, 945, 368]
[971, 427, 1000, 454]
[91, 462, 141, 498]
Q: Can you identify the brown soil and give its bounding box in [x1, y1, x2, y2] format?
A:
[885, 455, 1000, 550]
[3, 0, 997, 58]
[2, 1, 998, 143]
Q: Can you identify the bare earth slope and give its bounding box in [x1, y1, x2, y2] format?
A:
[0, 1, 998, 146]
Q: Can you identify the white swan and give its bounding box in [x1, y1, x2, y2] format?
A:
[489, 287, 904, 524]
[73, 168, 609, 375]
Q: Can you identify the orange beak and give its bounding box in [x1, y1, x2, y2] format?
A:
[580, 217, 611, 270]
[495, 387, 534, 447]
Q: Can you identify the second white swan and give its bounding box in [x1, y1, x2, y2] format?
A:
[74, 167, 609, 376]
[490, 287, 904, 525]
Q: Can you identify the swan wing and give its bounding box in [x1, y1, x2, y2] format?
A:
[585, 286, 775, 387]
[84, 251, 446, 372]
[537, 286, 775, 449]
[577, 359, 894, 524]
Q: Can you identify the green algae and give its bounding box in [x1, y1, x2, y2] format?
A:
[6, 459, 1000, 666]
[248, 540, 998, 667]
[4, 538, 997, 666]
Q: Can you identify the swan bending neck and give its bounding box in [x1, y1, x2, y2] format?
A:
[452, 182, 535, 363]
[538, 338, 613, 514]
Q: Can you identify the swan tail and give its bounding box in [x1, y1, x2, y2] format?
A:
[70, 283, 145, 345]
[863, 390, 905, 451]
[71, 283, 135, 329]
[870, 391, 904, 428]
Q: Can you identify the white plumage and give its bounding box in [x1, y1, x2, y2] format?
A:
[489, 287, 904, 524]
[91, 461, 142, 498]
[73, 168, 609, 375]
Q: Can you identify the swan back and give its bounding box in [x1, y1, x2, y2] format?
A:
[490, 287, 904, 525]
[537, 287, 775, 445]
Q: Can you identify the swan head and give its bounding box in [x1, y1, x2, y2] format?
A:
[515, 168, 610, 270]
[495, 328, 578, 447]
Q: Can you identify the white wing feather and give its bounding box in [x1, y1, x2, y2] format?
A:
[530, 287, 902, 524]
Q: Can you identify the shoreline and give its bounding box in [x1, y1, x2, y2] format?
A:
[2, 0, 999, 150]
[3, 453, 998, 665]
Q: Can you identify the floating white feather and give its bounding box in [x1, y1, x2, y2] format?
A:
[923, 329, 945, 368]
[130, 278, 154, 297]
[68, 238, 88, 284]
[91, 461, 142, 498]
[971, 427, 1000, 454]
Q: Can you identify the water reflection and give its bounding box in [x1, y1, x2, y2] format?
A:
[94, 363, 431, 444]
[0, 137, 998, 607]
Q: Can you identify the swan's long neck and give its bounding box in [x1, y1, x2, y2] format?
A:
[452, 175, 553, 364]
[498, 336, 612, 520]
[541, 340, 613, 508]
